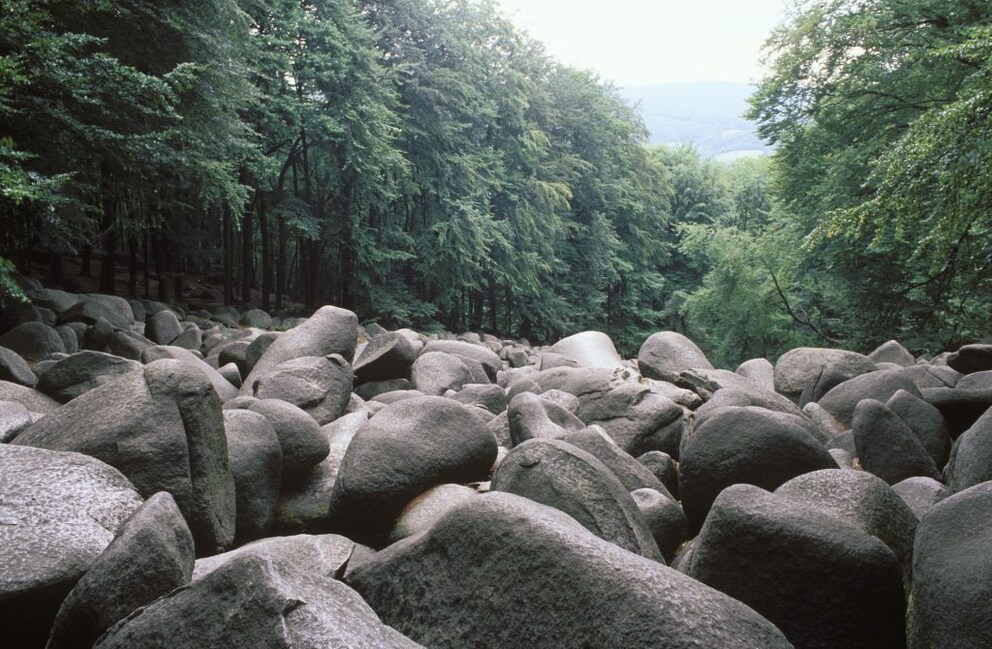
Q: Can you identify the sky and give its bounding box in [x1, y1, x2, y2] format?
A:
[493, 0, 790, 87]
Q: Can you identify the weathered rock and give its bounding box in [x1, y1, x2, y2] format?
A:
[910, 480, 992, 649]
[13, 359, 236, 554]
[141, 345, 239, 402]
[421, 339, 502, 382]
[46, 492, 195, 649]
[492, 438, 663, 561]
[347, 491, 793, 649]
[54, 325, 79, 354]
[774, 347, 876, 399]
[224, 397, 328, 480]
[355, 378, 413, 400]
[560, 425, 673, 497]
[238, 308, 272, 330]
[885, 389, 951, 469]
[239, 305, 358, 395]
[679, 405, 838, 533]
[688, 368, 806, 416]
[191, 533, 355, 582]
[0, 380, 60, 415]
[735, 357, 775, 391]
[946, 343, 992, 374]
[144, 310, 184, 346]
[411, 351, 480, 396]
[775, 468, 918, 580]
[921, 384, 992, 438]
[637, 331, 714, 382]
[0, 399, 32, 442]
[353, 332, 417, 383]
[687, 484, 905, 649]
[0, 322, 66, 362]
[389, 483, 478, 542]
[817, 369, 921, 427]
[944, 407, 992, 493]
[629, 487, 688, 563]
[852, 399, 941, 485]
[891, 476, 949, 519]
[328, 396, 496, 545]
[276, 411, 368, 532]
[62, 297, 131, 330]
[0, 445, 143, 649]
[95, 553, 419, 649]
[36, 351, 142, 403]
[798, 360, 867, 407]
[548, 331, 624, 369]
[869, 340, 916, 367]
[252, 354, 353, 425]
[444, 383, 507, 414]
[223, 410, 282, 541]
[637, 450, 680, 499]
[0, 345, 37, 386]
[506, 391, 585, 445]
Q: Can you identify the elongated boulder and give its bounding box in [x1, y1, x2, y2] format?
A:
[687, 484, 905, 649]
[46, 492, 194, 649]
[36, 351, 142, 403]
[191, 533, 355, 582]
[852, 399, 941, 485]
[223, 410, 282, 541]
[225, 397, 328, 481]
[0, 322, 66, 362]
[885, 389, 951, 469]
[491, 438, 663, 561]
[421, 340, 501, 382]
[679, 406, 837, 532]
[0, 445, 143, 649]
[141, 345, 238, 402]
[911, 481, 992, 649]
[347, 491, 793, 649]
[13, 359, 236, 553]
[817, 370, 920, 428]
[328, 396, 497, 545]
[239, 305, 358, 395]
[94, 553, 421, 649]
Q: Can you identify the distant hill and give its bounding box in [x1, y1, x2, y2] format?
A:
[620, 82, 772, 160]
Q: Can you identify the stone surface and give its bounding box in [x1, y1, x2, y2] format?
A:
[548, 331, 624, 369]
[679, 405, 837, 533]
[191, 533, 355, 582]
[421, 339, 502, 382]
[411, 351, 480, 396]
[223, 410, 282, 541]
[891, 476, 949, 519]
[885, 388, 951, 469]
[252, 354, 353, 425]
[637, 450, 680, 499]
[94, 552, 419, 649]
[239, 305, 358, 395]
[0, 399, 33, 443]
[46, 492, 195, 649]
[687, 484, 905, 649]
[353, 332, 417, 383]
[36, 351, 142, 403]
[0, 345, 37, 386]
[817, 369, 922, 427]
[389, 483, 478, 542]
[0, 322, 66, 362]
[637, 331, 714, 382]
[13, 359, 236, 554]
[328, 396, 497, 545]
[145, 310, 184, 346]
[0, 445, 143, 649]
[946, 343, 992, 374]
[943, 407, 992, 493]
[141, 345, 239, 402]
[560, 425, 673, 497]
[224, 397, 328, 481]
[868, 340, 916, 367]
[852, 399, 941, 485]
[735, 357, 775, 391]
[506, 391, 585, 445]
[492, 438, 663, 561]
[347, 491, 793, 649]
[629, 487, 689, 563]
[0, 380, 61, 415]
[444, 383, 507, 414]
[773, 347, 876, 399]
[910, 481, 992, 649]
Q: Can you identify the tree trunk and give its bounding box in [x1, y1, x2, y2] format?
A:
[241, 197, 254, 305]
[223, 203, 233, 306]
[258, 191, 271, 312]
[276, 212, 287, 311]
[128, 236, 139, 298]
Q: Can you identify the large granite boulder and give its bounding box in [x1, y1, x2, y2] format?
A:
[347, 491, 793, 649]
[13, 359, 236, 554]
[252, 354, 353, 425]
[637, 331, 714, 382]
[36, 351, 142, 403]
[943, 407, 992, 493]
[222, 410, 282, 541]
[353, 332, 417, 383]
[549, 331, 624, 369]
[0, 322, 66, 362]
[817, 370, 921, 428]
[773, 347, 876, 400]
[852, 399, 941, 485]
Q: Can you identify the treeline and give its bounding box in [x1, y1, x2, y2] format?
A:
[2, 0, 990, 363]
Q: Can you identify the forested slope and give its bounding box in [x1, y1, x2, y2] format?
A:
[1, 0, 989, 362]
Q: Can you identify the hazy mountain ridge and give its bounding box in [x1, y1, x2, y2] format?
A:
[620, 82, 772, 159]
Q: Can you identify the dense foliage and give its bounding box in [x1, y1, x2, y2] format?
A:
[1, 0, 989, 362]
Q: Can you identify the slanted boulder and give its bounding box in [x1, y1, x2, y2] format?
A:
[892, 476, 949, 519]
[868, 340, 916, 367]
[943, 407, 992, 493]
[13, 359, 236, 554]
[46, 492, 194, 649]
[852, 399, 941, 485]
[411, 351, 481, 396]
[223, 410, 282, 541]
[637, 331, 714, 382]
[0, 445, 143, 649]
[224, 397, 328, 480]
[0, 399, 32, 442]
[817, 369, 921, 427]
[36, 351, 142, 403]
[885, 389, 951, 469]
[353, 332, 417, 383]
[0, 346, 37, 386]
[773, 347, 876, 401]
[507, 391, 585, 445]
[346, 491, 793, 649]
[946, 343, 992, 374]
[252, 354, 353, 425]
[421, 340, 501, 382]
[549, 331, 624, 369]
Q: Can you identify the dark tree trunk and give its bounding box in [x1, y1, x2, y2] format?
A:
[223, 203, 234, 306]
[258, 191, 272, 312]
[81, 245, 92, 277]
[241, 198, 254, 305]
[276, 213, 287, 311]
[128, 236, 139, 298]
[143, 232, 151, 298]
[49, 253, 62, 286]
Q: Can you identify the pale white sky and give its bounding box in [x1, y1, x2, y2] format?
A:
[494, 0, 790, 86]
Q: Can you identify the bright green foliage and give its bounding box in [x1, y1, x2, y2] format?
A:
[750, 0, 992, 351]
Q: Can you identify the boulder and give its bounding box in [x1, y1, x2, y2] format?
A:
[560, 426, 673, 497]
[0, 445, 143, 649]
[140, 345, 238, 402]
[355, 378, 414, 400]
[817, 369, 921, 427]
[910, 481, 992, 649]
[637, 450, 680, 499]
[946, 343, 992, 374]
[46, 493, 195, 649]
[920, 385, 992, 438]
[773, 347, 876, 399]
[421, 339, 501, 382]
[352, 332, 417, 383]
[223, 410, 282, 541]
[444, 383, 507, 414]
[0, 380, 60, 415]
[36, 351, 142, 403]
[491, 438, 663, 561]
[852, 399, 941, 485]
[191, 533, 355, 582]
[0, 399, 32, 443]
[0, 322, 66, 362]
[687, 484, 905, 649]
[686, 368, 806, 416]
[276, 411, 368, 532]
[885, 389, 951, 469]
[346, 491, 793, 649]
[239, 305, 358, 395]
[252, 354, 353, 425]
[94, 553, 419, 649]
[943, 407, 992, 493]
[328, 396, 497, 545]
[507, 391, 585, 445]
[13, 359, 236, 554]
[637, 331, 714, 382]
[389, 483, 478, 542]
[411, 351, 480, 395]
[629, 487, 689, 563]
[144, 310, 184, 346]
[891, 476, 949, 520]
[62, 297, 131, 330]
[238, 308, 272, 330]
[679, 405, 837, 533]
[224, 397, 328, 480]
[868, 340, 916, 367]
[0, 346, 37, 386]
[735, 357, 775, 391]
[548, 331, 624, 369]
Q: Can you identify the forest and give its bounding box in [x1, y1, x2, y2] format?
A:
[1, 0, 989, 365]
